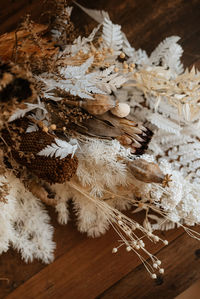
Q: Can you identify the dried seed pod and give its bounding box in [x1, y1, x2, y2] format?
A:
[128, 159, 165, 183]
[117, 135, 132, 145]
[82, 94, 115, 115]
[111, 103, 130, 118]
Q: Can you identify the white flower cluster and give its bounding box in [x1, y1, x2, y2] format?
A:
[138, 157, 200, 229]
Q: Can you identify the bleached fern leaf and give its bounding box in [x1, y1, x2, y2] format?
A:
[148, 113, 181, 134]
[26, 124, 38, 133]
[122, 33, 135, 57]
[9, 102, 47, 122]
[95, 67, 128, 93]
[62, 24, 101, 55]
[63, 56, 94, 77]
[149, 36, 183, 74]
[131, 49, 149, 65]
[39, 56, 106, 99]
[74, 1, 110, 23]
[25, 108, 49, 133]
[163, 42, 183, 75]
[122, 33, 149, 65]
[102, 18, 123, 51]
[38, 138, 78, 159]
[39, 59, 128, 99]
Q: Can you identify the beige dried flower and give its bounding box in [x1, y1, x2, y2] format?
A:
[81, 94, 115, 115]
[128, 158, 165, 183]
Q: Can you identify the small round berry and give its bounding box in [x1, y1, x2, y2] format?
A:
[163, 240, 168, 246]
[153, 263, 158, 269]
[50, 124, 57, 130]
[123, 62, 128, 69]
[112, 248, 118, 253]
[126, 246, 132, 252]
[135, 223, 140, 229]
[159, 268, 164, 274]
[42, 126, 48, 133]
[156, 260, 162, 266]
[154, 236, 159, 242]
[120, 52, 125, 59]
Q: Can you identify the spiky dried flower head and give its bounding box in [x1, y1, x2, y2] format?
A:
[162, 174, 172, 187]
[98, 113, 153, 154]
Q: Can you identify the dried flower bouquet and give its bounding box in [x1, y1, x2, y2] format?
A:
[0, 1, 200, 279]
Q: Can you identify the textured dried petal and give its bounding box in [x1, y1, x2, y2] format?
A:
[128, 159, 164, 183]
[82, 94, 115, 115]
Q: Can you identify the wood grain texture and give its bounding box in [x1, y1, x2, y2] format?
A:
[0, 0, 200, 298]
[99, 227, 200, 299]
[1, 211, 182, 299]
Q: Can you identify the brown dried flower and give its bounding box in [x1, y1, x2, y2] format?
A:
[3, 127, 78, 184]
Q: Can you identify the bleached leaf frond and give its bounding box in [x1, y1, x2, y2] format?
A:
[149, 36, 183, 75]
[38, 56, 105, 99]
[150, 36, 180, 64]
[63, 56, 94, 77]
[62, 24, 101, 55]
[148, 113, 181, 134]
[122, 33, 149, 65]
[38, 138, 78, 159]
[9, 102, 47, 122]
[26, 124, 38, 133]
[95, 66, 128, 93]
[102, 18, 123, 51]
[65, 6, 73, 16]
[26, 109, 49, 133]
[39, 59, 129, 100]
[74, 1, 110, 23]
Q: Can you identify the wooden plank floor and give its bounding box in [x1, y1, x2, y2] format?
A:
[0, 0, 200, 298]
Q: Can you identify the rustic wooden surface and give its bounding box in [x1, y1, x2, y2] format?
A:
[0, 0, 200, 298]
